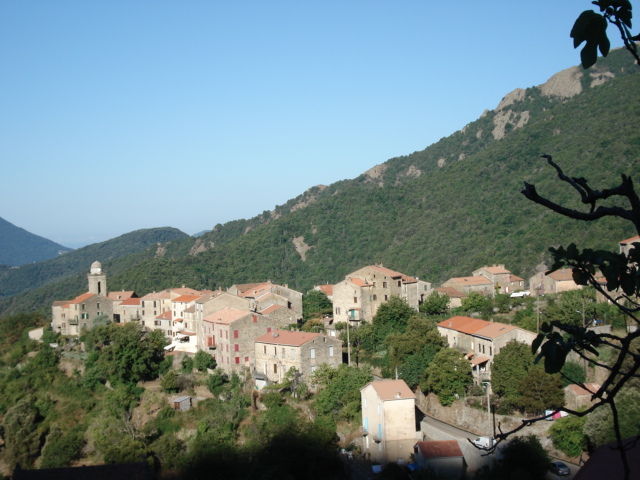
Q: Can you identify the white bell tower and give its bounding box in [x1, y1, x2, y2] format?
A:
[87, 261, 107, 296]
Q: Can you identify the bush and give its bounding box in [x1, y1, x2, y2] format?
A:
[550, 415, 586, 457]
[194, 351, 216, 372]
[40, 426, 85, 468]
[181, 355, 194, 373]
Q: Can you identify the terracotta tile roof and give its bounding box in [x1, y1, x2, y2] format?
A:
[364, 379, 415, 401]
[509, 274, 524, 282]
[349, 277, 370, 287]
[468, 354, 491, 366]
[438, 316, 490, 335]
[172, 294, 201, 303]
[547, 268, 575, 281]
[620, 235, 640, 244]
[445, 276, 493, 286]
[316, 284, 334, 296]
[233, 282, 265, 293]
[141, 290, 171, 300]
[67, 292, 96, 305]
[480, 265, 511, 275]
[203, 307, 250, 325]
[260, 304, 283, 315]
[178, 330, 196, 336]
[196, 290, 223, 303]
[255, 329, 321, 346]
[170, 287, 201, 296]
[107, 291, 135, 301]
[238, 282, 274, 298]
[369, 265, 417, 283]
[121, 298, 141, 306]
[474, 322, 516, 339]
[435, 287, 466, 298]
[415, 440, 463, 459]
[566, 383, 601, 396]
[156, 311, 172, 320]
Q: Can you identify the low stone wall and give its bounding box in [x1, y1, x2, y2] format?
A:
[415, 390, 521, 435]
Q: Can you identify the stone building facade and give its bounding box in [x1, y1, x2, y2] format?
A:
[253, 330, 342, 384]
[360, 379, 417, 462]
[332, 265, 432, 323]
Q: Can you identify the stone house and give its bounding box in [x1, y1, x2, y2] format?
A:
[360, 379, 418, 463]
[228, 282, 303, 320]
[113, 297, 142, 323]
[434, 287, 466, 309]
[253, 329, 342, 385]
[413, 440, 466, 479]
[564, 383, 601, 410]
[440, 276, 494, 296]
[332, 265, 432, 323]
[529, 268, 582, 296]
[472, 265, 525, 294]
[314, 284, 334, 301]
[51, 262, 113, 336]
[437, 316, 536, 382]
[203, 307, 286, 375]
[619, 234, 640, 256]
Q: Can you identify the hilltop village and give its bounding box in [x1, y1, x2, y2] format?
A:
[42, 235, 639, 476]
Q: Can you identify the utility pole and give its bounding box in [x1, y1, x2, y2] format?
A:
[346, 316, 351, 366]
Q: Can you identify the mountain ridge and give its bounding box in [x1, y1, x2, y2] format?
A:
[0, 216, 72, 266]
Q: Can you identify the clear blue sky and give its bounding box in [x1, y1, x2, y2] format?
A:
[0, 1, 623, 247]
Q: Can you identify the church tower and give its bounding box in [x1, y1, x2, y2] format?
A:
[87, 261, 107, 296]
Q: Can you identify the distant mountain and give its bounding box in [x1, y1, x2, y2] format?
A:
[0, 227, 189, 299]
[1, 49, 638, 317]
[0, 216, 71, 266]
[193, 230, 211, 238]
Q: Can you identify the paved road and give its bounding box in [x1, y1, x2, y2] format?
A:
[421, 414, 580, 479]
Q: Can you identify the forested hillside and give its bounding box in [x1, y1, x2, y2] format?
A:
[1, 49, 638, 316]
[0, 216, 71, 266]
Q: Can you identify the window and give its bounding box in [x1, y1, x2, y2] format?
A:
[233, 329, 239, 338]
[154, 320, 161, 326]
[383, 282, 387, 288]
[489, 346, 493, 356]
[153, 301, 157, 308]
[252, 315, 258, 323]
[263, 345, 267, 354]
[97, 303, 100, 309]
[354, 297, 357, 303]
[373, 294, 377, 301]
[329, 345, 334, 357]
[142, 310, 145, 316]
[310, 348, 316, 359]
[384, 295, 388, 301]
[273, 364, 278, 373]
[244, 356, 249, 363]
[397, 280, 401, 287]
[234, 344, 239, 352]
[235, 357, 240, 364]
[281, 347, 285, 358]
[81, 304, 86, 311]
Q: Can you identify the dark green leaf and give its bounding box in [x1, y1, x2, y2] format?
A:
[581, 42, 599, 68]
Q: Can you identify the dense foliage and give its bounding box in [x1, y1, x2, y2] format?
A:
[423, 348, 473, 406]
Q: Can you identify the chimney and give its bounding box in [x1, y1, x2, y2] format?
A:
[395, 392, 401, 399]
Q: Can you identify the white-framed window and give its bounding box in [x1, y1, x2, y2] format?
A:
[329, 345, 334, 357]
[310, 348, 316, 359]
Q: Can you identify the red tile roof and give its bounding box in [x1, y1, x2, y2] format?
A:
[474, 322, 516, 339]
[566, 383, 601, 396]
[170, 287, 201, 296]
[66, 292, 96, 305]
[141, 290, 171, 300]
[480, 265, 511, 275]
[435, 287, 466, 298]
[369, 265, 417, 283]
[260, 304, 283, 315]
[203, 307, 250, 324]
[156, 311, 172, 320]
[547, 268, 575, 281]
[172, 294, 201, 303]
[468, 354, 491, 366]
[107, 291, 136, 301]
[620, 235, 640, 244]
[349, 277, 370, 287]
[121, 298, 141, 306]
[509, 274, 524, 282]
[316, 284, 334, 296]
[178, 330, 196, 336]
[364, 379, 415, 401]
[415, 440, 463, 459]
[438, 316, 489, 335]
[255, 329, 321, 346]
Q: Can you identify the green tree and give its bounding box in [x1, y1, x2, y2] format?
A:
[516, 364, 564, 414]
[194, 350, 216, 371]
[181, 355, 194, 373]
[423, 348, 472, 406]
[84, 323, 167, 386]
[560, 360, 586, 387]
[419, 291, 450, 315]
[583, 387, 640, 447]
[312, 364, 372, 421]
[371, 296, 416, 347]
[460, 292, 493, 317]
[161, 370, 180, 393]
[550, 415, 587, 457]
[2, 396, 45, 469]
[491, 341, 533, 409]
[40, 426, 85, 468]
[302, 289, 333, 320]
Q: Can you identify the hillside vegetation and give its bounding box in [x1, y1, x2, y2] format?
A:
[1, 49, 639, 315]
[0, 216, 71, 266]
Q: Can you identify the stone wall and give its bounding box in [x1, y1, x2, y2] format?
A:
[415, 390, 521, 436]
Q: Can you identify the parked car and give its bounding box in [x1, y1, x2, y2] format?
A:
[549, 460, 570, 476]
[471, 436, 495, 449]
